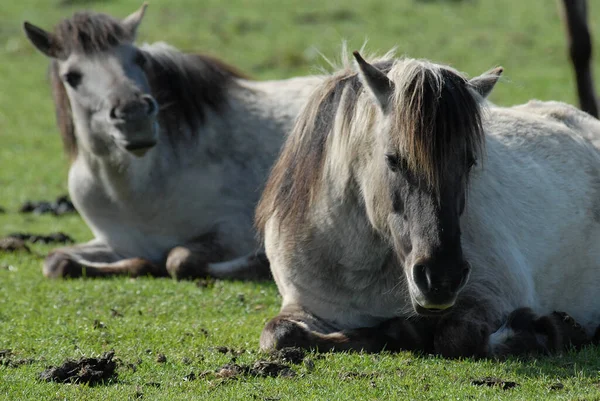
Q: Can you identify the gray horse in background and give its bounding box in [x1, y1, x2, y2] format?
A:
[23, 4, 322, 280]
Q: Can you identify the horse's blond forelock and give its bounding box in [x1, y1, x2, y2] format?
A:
[389, 60, 484, 193]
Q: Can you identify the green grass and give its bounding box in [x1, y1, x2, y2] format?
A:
[2, 0, 600, 399]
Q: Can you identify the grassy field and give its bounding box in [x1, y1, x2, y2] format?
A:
[1, 0, 600, 399]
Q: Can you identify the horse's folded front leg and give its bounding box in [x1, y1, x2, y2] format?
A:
[166, 232, 270, 281]
[488, 308, 590, 357]
[260, 305, 431, 353]
[433, 315, 492, 359]
[434, 305, 591, 358]
[44, 240, 166, 278]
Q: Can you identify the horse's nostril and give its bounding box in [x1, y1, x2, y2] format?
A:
[459, 262, 471, 286]
[412, 263, 430, 292]
[463, 261, 471, 275]
[109, 107, 118, 120]
[142, 95, 157, 116]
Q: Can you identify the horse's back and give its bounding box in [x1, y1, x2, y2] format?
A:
[512, 100, 600, 147]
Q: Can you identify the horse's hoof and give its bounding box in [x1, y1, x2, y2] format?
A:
[43, 251, 82, 278]
[550, 311, 589, 349]
[166, 246, 206, 280]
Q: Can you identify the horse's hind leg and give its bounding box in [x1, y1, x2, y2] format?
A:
[260, 305, 431, 353]
[44, 240, 166, 278]
[165, 232, 270, 281]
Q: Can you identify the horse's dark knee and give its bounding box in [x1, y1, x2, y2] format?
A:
[434, 318, 490, 358]
[43, 251, 82, 278]
[489, 308, 589, 358]
[260, 317, 312, 351]
[126, 258, 167, 278]
[166, 246, 206, 280]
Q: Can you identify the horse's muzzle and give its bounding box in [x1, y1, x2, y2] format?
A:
[410, 260, 471, 315]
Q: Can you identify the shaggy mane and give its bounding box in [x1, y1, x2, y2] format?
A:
[255, 54, 484, 235]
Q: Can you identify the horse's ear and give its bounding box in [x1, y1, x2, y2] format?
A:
[469, 66, 503, 99]
[23, 22, 62, 59]
[353, 51, 395, 112]
[122, 2, 148, 39]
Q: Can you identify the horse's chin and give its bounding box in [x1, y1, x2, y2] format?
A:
[113, 121, 159, 157]
[410, 292, 456, 317]
[127, 144, 155, 157]
[413, 302, 454, 317]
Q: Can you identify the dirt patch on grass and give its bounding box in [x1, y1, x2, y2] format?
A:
[549, 382, 564, 390]
[0, 349, 36, 368]
[210, 346, 246, 356]
[269, 347, 306, 364]
[471, 377, 519, 390]
[215, 360, 296, 379]
[1, 232, 75, 255]
[19, 195, 76, 216]
[339, 371, 378, 380]
[187, 346, 308, 382]
[7, 232, 74, 245]
[39, 351, 117, 385]
[0, 237, 31, 253]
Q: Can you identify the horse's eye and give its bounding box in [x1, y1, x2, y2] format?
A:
[63, 71, 82, 88]
[467, 157, 477, 170]
[134, 51, 147, 67]
[385, 153, 401, 172]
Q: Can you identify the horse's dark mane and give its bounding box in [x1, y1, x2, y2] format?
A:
[48, 11, 247, 161]
[255, 57, 484, 235]
[52, 11, 132, 57]
[142, 46, 247, 143]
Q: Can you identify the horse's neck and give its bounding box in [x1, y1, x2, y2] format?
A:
[310, 172, 390, 270]
[74, 143, 160, 200]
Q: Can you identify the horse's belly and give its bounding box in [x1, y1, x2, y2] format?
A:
[527, 224, 600, 334]
[69, 162, 256, 262]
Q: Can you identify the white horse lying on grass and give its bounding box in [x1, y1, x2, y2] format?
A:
[256, 49, 600, 357]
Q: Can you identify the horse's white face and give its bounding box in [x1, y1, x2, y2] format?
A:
[354, 53, 502, 316]
[58, 44, 158, 157]
[24, 4, 159, 157]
